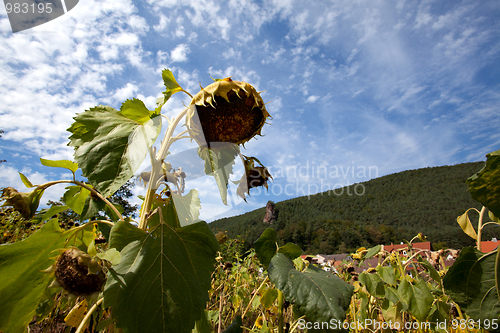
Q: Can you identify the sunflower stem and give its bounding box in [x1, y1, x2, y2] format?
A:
[75, 297, 103, 333]
[156, 107, 189, 162]
[277, 289, 284, 333]
[139, 106, 189, 230]
[477, 206, 486, 251]
[138, 146, 161, 230]
[242, 276, 268, 320]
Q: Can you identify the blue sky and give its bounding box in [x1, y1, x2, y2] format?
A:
[1, 0, 499, 222]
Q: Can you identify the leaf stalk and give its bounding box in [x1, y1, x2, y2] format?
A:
[75, 297, 104, 333]
[36, 179, 123, 222]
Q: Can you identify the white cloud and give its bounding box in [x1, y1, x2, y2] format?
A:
[222, 48, 241, 60]
[128, 15, 149, 33]
[154, 13, 170, 32]
[170, 44, 190, 62]
[266, 96, 282, 119]
[207, 66, 261, 89]
[306, 95, 319, 103]
[262, 46, 286, 64]
[103, 83, 139, 104]
[174, 26, 185, 38]
[0, 0, 151, 162]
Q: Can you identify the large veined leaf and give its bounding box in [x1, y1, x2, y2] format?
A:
[428, 300, 450, 332]
[197, 143, 240, 205]
[268, 253, 353, 322]
[278, 242, 303, 261]
[443, 246, 500, 324]
[68, 103, 161, 198]
[142, 195, 182, 231]
[191, 309, 211, 333]
[365, 244, 381, 259]
[397, 278, 433, 322]
[254, 228, 302, 269]
[0, 220, 92, 333]
[467, 150, 500, 217]
[260, 287, 278, 309]
[103, 215, 219, 333]
[359, 272, 385, 297]
[171, 189, 201, 227]
[375, 265, 397, 286]
[80, 194, 106, 221]
[254, 228, 278, 269]
[63, 185, 90, 215]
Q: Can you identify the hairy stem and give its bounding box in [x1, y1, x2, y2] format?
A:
[156, 107, 189, 162]
[139, 107, 189, 230]
[139, 147, 160, 229]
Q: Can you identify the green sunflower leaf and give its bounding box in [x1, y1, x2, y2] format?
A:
[67, 104, 161, 198]
[268, 253, 353, 322]
[0, 220, 93, 333]
[104, 211, 219, 333]
[40, 158, 78, 173]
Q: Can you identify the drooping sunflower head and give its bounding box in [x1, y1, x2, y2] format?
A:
[186, 77, 271, 147]
[1, 187, 31, 219]
[236, 156, 273, 201]
[45, 247, 106, 298]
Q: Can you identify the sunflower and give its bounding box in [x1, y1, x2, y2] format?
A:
[186, 77, 271, 147]
[44, 247, 106, 300]
[255, 315, 265, 329]
[236, 156, 272, 201]
[1, 187, 32, 219]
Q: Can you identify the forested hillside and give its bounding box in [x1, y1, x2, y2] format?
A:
[210, 162, 496, 253]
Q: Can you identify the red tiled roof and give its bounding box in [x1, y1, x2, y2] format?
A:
[383, 241, 432, 252]
[480, 241, 499, 253]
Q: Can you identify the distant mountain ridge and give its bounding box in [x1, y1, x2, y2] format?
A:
[210, 162, 492, 253]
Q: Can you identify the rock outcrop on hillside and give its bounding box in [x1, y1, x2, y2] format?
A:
[263, 201, 277, 224]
